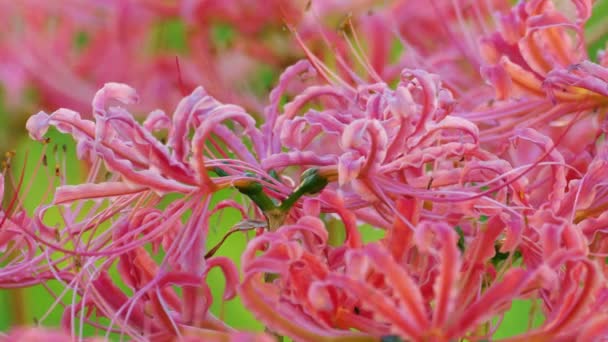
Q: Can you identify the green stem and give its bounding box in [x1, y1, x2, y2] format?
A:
[279, 168, 328, 211]
[213, 167, 276, 211]
[213, 167, 329, 230]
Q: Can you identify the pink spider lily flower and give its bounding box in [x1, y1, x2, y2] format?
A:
[264, 60, 530, 238]
[468, 0, 607, 157]
[28, 189, 273, 340]
[541, 140, 608, 261]
[23, 82, 278, 339]
[239, 198, 607, 341]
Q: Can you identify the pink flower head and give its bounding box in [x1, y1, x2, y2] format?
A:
[263, 60, 530, 242]
[23, 83, 279, 339]
[239, 198, 607, 341]
[469, 0, 607, 158]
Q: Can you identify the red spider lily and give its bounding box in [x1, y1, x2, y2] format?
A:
[22, 82, 278, 339]
[469, 0, 607, 156]
[240, 198, 607, 341]
[24, 167, 271, 339]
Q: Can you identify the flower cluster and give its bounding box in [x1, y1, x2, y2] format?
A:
[0, 0, 406, 116]
[3, 0, 608, 341]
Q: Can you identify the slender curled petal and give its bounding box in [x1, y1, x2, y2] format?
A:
[94, 143, 198, 194]
[25, 111, 52, 140]
[143, 109, 171, 131]
[338, 152, 364, 186]
[511, 128, 566, 211]
[53, 182, 148, 204]
[261, 151, 337, 170]
[408, 115, 480, 149]
[190, 106, 259, 189]
[361, 244, 429, 329]
[26, 109, 95, 144]
[281, 85, 351, 120]
[92, 83, 139, 115]
[169, 86, 209, 163]
[203, 256, 240, 301]
[263, 59, 315, 156]
[480, 63, 514, 100]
